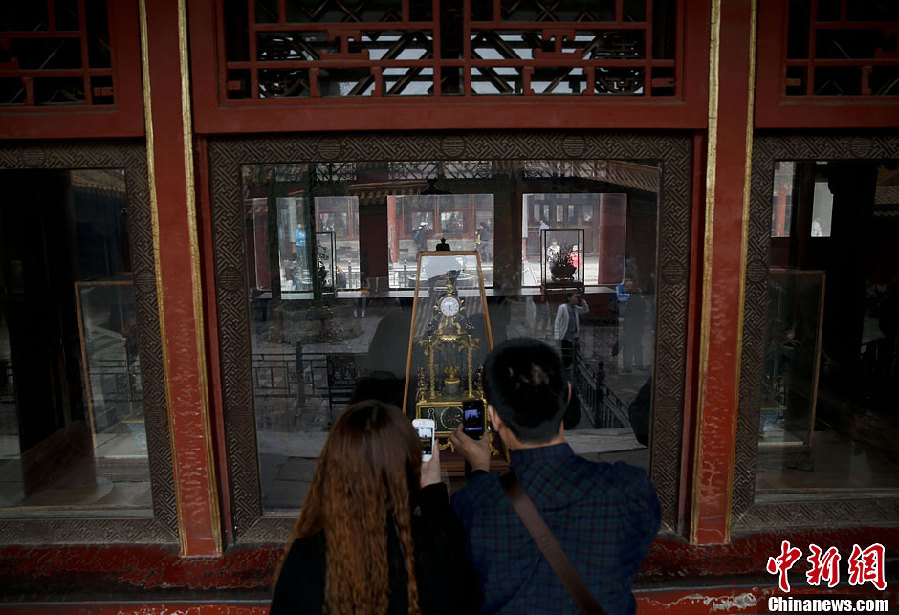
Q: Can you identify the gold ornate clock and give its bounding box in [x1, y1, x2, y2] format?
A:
[403, 251, 493, 438]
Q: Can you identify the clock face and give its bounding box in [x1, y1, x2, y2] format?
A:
[439, 296, 460, 317]
[419, 405, 464, 432]
[437, 406, 464, 431]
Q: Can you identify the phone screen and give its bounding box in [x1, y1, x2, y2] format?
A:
[416, 424, 434, 456]
[462, 399, 485, 440]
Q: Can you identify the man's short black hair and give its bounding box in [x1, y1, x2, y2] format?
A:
[482, 338, 568, 444]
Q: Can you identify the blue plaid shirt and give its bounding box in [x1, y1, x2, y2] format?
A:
[451, 444, 660, 615]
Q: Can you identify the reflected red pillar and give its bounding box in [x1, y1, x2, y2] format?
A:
[360, 201, 389, 279]
[598, 193, 627, 285]
[387, 195, 399, 265]
[775, 185, 787, 236]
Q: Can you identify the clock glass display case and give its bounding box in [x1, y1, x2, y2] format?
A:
[541, 228, 585, 288]
[316, 230, 336, 296]
[402, 251, 506, 470]
[760, 268, 825, 448]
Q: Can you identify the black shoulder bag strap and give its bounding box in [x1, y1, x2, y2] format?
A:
[499, 470, 606, 615]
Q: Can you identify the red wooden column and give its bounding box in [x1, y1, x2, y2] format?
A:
[691, 0, 757, 544]
[139, 0, 222, 556]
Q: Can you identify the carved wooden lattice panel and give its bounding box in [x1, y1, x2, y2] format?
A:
[782, 0, 899, 97]
[0, 1, 115, 106]
[208, 131, 692, 543]
[220, 0, 680, 101]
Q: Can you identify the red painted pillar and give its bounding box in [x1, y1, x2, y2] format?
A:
[691, 0, 757, 544]
[139, 0, 222, 556]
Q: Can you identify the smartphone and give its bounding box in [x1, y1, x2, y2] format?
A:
[462, 399, 485, 440]
[412, 418, 436, 461]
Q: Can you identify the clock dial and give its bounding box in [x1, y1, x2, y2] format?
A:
[439, 406, 464, 430]
[439, 296, 460, 317]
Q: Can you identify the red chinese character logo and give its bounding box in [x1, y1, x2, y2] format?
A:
[847, 543, 887, 591]
[767, 540, 803, 592]
[806, 543, 841, 588]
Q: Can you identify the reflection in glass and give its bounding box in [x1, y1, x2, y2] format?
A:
[758, 160, 899, 497]
[315, 196, 360, 288]
[811, 182, 833, 237]
[242, 160, 659, 513]
[315, 231, 336, 293]
[247, 179, 362, 294]
[521, 192, 629, 287]
[0, 169, 150, 515]
[771, 162, 794, 238]
[391, 194, 494, 288]
[541, 228, 585, 287]
[760, 269, 825, 447]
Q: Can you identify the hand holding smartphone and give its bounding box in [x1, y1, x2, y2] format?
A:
[412, 418, 436, 461]
[462, 399, 486, 440]
[449, 423, 493, 473]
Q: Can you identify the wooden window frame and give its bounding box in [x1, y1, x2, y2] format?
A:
[207, 131, 693, 542]
[733, 132, 899, 529]
[0, 141, 177, 543]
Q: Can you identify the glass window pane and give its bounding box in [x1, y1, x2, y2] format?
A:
[243, 159, 660, 514]
[758, 160, 899, 498]
[0, 169, 150, 516]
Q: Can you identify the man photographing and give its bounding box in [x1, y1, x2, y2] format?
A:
[449, 338, 660, 615]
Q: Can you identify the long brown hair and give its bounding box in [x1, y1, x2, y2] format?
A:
[284, 400, 423, 614]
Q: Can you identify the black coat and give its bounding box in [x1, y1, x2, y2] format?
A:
[270, 483, 478, 614]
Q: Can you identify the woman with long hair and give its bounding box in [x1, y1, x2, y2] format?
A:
[270, 400, 476, 615]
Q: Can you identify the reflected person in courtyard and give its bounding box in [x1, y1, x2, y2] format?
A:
[554, 292, 589, 368]
[621, 278, 646, 372]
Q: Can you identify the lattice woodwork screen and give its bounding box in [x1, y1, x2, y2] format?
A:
[0, 1, 115, 107]
[219, 0, 679, 101]
[783, 0, 899, 97]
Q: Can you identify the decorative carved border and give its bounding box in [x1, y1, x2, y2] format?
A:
[734, 133, 899, 530]
[208, 132, 692, 543]
[0, 141, 177, 543]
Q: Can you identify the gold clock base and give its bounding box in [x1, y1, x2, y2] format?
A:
[435, 433, 510, 476]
